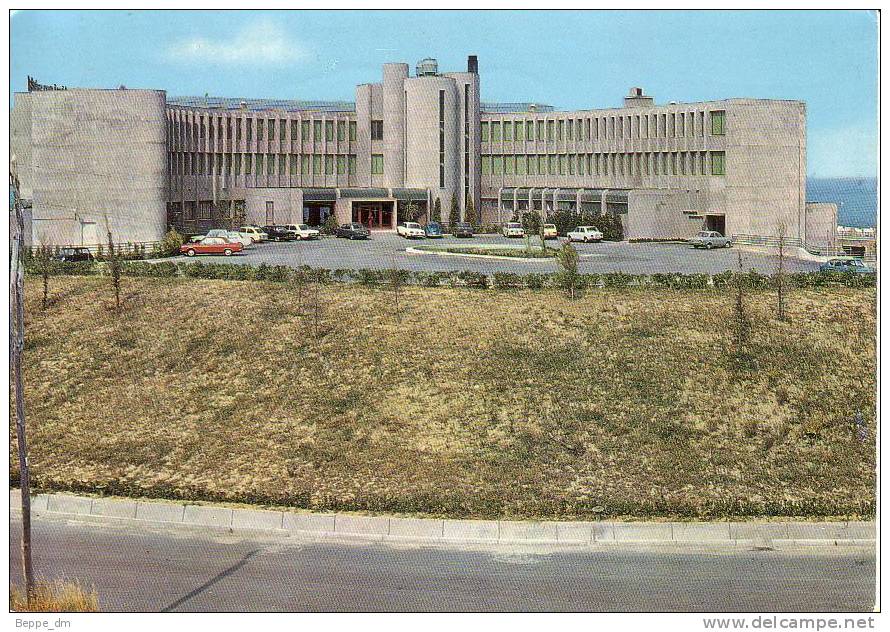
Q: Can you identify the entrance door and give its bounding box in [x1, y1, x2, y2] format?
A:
[705, 215, 726, 235]
[81, 222, 99, 246]
[265, 201, 275, 225]
[352, 202, 393, 230]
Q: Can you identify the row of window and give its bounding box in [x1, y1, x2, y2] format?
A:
[481, 151, 726, 177]
[169, 152, 386, 176]
[167, 115, 359, 147]
[481, 110, 726, 143]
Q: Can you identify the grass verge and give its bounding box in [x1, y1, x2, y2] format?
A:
[10, 275, 876, 520]
[10, 580, 99, 612]
[412, 244, 557, 258]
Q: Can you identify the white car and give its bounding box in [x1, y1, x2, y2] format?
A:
[567, 226, 603, 243]
[238, 226, 268, 242]
[204, 229, 253, 248]
[502, 222, 525, 238]
[284, 223, 320, 240]
[397, 221, 426, 239]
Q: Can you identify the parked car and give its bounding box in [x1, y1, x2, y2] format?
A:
[397, 221, 426, 239]
[452, 222, 475, 238]
[542, 223, 558, 240]
[180, 236, 243, 257]
[284, 223, 320, 240]
[567, 226, 603, 243]
[690, 230, 731, 249]
[263, 225, 297, 242]
[819, 257, 876, 274]
[238, 226, 268, 243]
[52, 247, 95, 262]
[502, 222, 525, 238]
[424, 222, 444, 238]
[204, 229, 253, 248]
[334, 222, 370, 240]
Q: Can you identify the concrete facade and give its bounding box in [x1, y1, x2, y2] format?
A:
[10, 57, 834, 248]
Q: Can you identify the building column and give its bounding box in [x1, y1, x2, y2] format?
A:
[497, 187, 503, 224]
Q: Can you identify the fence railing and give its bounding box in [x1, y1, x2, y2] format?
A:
[27, 241, 162, 257]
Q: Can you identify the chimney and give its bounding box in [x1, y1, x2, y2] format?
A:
[624, 87, 654, 108]
[468, 55, 478, 74]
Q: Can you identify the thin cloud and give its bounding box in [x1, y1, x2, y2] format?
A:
[167, 19, 308, 65]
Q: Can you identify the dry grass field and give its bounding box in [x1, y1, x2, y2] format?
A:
[10, 275, 876, 519]
[9, 580, 99, 612]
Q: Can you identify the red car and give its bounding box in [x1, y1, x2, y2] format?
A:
[180, 237, 243, 257]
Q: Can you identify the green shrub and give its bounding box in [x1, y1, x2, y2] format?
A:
[321, 215, 339, 235]
[331, 269, 351, 282]
[524, 273, 547, 290]
[713, 270, 734, 289]
[601, 272, 634, 288]
[158, 228, 185, 257]
[356, 268, 384, 286]
[450, 271, 488, 288]
[414, 271, 446, 287]
[493, 272, 524, 289]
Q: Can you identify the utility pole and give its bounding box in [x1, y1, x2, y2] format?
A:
[9, 157, 35, 601]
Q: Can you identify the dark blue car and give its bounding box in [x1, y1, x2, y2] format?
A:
[424, 222, 444, 238]
[819, 258, 875, 275]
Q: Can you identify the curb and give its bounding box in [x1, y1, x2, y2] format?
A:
[10, 490, 876, 547]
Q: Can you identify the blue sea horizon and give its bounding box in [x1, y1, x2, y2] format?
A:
[807, 177, 877, 228]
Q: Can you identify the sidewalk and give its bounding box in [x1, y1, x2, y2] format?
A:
[10, 490, 875, 547]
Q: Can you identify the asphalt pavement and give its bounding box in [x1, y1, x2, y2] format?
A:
[9, 512, 875, 612]
[162, 233, 820, 275]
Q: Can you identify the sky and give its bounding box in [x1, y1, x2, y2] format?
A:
[10, 9, 878, 178]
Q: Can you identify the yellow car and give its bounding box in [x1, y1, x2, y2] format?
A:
[542, 223, 558, 240]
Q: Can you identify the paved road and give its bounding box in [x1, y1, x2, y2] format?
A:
[165, 233, 820, 275]
[10, 513, 875, 612]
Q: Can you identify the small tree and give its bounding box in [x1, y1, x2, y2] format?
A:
[322, 214, 339, 235]
[105, 219, 122, 311]
[466, 197, 477, 226]
[521, 211, 542, 252]
[556, 241, 580, 299]
[34, 245, 53, 311]
[448, 196, 460, 229]
[403, 201, 421, 223]
[389, 255, 405, 321]
[432, 198, 442, 223]
[775, 222, 788, 322]
[159, 228, 185, 257]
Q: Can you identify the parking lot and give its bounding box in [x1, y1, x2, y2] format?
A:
[166, 232, 821, 275]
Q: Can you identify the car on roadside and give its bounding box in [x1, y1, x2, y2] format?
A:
[690, 230, 731, 249]
[263, 225, 297, 242]
[334, 222, 370, 240]
[452, 222, 475, 238]
[502, 222, 525, 238]
[567, 226, 603, 243]
[819, 257, 876, 275]
[424, 222, 444, 238]
[542, 223, 558, 240]
[284, 223, 320, 240]
[204, 229, 253, 248]
[397, 221, 426, 239]
[180, 236, 243, 257]
[52, 247, 95, 262]
[238, 226, 268, 243]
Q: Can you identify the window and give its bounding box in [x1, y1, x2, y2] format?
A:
[199, 201, 212, 220]
[710, 110, 726, 135]
[558, 154, 566, 175]
[526, 120, 534, 141]
[348, 154, 356, 175]
[537, 155, 546, 174]
[234, 154, 242, 175]
[337, 155, 346, 175]
[371, 120, 384, 140]
[257, 119, 264, 141]
[547, 120, 555, 141]
[313, 120, 322, 142]
[325, 155, 334, 175]
[481, 155, 491, 175]
[504, 121, 513, 142]
[267, 154, 274, 175]
[301, 155, 310, 175]
[536, 120, 544, 141]
[505, 155, 515, 175]
[278, 154, 286, 175]
[337, 120, 346, 142]
[245, 154, 252, 175]
[255, 154, 263, 175]
[301, 121, 310, 142]
[481, 122, 490, 142]
[527, 154, 536, 175]
[557, 119, 564, 141]
[290, 154, 298, 175]
[548, 155, 556, 175]
[313, 155, 322, 174]
[325, 121, 334, 142]
[268, 119, 275, 141]
[291, 121, 298, 141]
[567, 119, 574, 140]
[568, 154, 575, 175]
[349, 121, 357, 142]
[279, 120, 286, 142]
[492, 155, 503, 175]
[371, 154, 384, 174]
[710, 151, 726, 175]
[516, 155, 527, 175]
[491, 121, 501, 142]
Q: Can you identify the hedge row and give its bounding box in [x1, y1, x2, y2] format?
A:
[26, 259, 876, 290]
